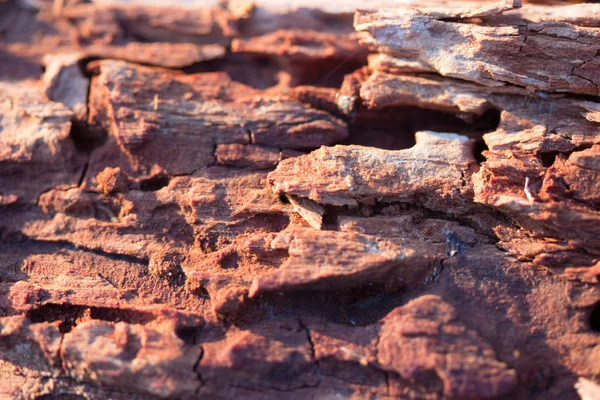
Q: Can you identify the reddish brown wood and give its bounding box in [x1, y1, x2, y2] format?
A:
[1, 0, 599, 399]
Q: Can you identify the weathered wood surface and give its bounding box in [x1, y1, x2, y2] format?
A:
[1, 0, 600, 399]
[356, 0, 600, 94]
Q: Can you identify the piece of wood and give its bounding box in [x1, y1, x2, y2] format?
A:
[269, 131, 478, 213]
[0, 82, 86, 204]
[355, 1, 600, 95]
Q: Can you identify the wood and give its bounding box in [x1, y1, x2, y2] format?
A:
[1, 0, 600, 399]
[355, 0, 600, 95]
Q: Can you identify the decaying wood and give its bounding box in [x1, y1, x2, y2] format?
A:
[84, 59, 347, 187]
[1, 0, 600, 399]
[355, 0, 600, 95]
[248, 227, 430, 296]
[269, 130, 478, 213]
[0, 82, 86, 204]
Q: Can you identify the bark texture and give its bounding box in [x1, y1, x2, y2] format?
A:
[1, 0, 600, 399]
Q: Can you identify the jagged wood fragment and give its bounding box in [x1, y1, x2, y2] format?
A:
[0, 82, 86, 204]
[2, 1, 232, 73]
[61, 320, 202, 397]
[355, 2, 600, 95]
[60, 3, 236, 45]
[269, 131, 477, 214]
[86, 60, 347, 188]
[249, 227, 435, 297]
[378, 295, 518, 399]
[287, 195, 324, 229]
